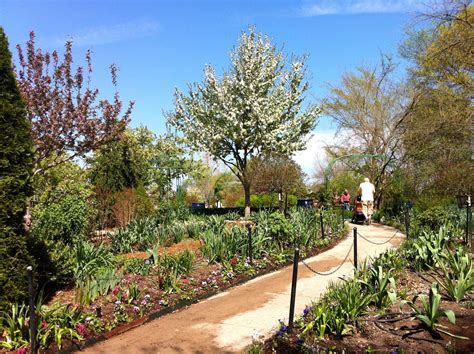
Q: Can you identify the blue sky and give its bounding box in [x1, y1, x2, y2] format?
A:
[1, 0, 422, 174]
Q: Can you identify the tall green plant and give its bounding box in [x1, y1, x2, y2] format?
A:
[400, 283, 460, 337]
[0, 27, 35, 309]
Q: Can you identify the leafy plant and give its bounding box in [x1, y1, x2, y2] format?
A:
[0, 302, 85, 350]
[405, 225, 451, 270]
[73, 240, 114, 283]
[75, 268, 121, 305]
[400, 283, 460, 337]
[364, 266, 397, 308]
[322, 279, 372, 323]
[0, 303, 30, 349]
[433, 247, 474, 303]
[111, 216, 159, 253]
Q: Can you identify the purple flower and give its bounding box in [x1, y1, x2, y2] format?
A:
[280, 325, 287, 332]
[303, 307, 311, 316]
[276, 330, 283, 337]
[133, 306, 140, 313]
[141, 300, 147, 306]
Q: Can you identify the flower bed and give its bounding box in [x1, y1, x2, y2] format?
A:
[259, 223, 474, 353]
[1, 209, 347, 353]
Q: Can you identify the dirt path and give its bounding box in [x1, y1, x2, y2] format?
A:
[79, 223, 404, 354]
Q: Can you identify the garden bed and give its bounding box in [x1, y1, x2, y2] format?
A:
[260, 222, 474, 354]
[263, 269, 474, 353]
[27, 233, 345, 353]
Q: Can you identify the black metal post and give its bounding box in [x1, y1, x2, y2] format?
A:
[288, 248, 299, 332]
[404, 207, 410, 240]
[320, 210, 325, 239]
[27, 266, 37, 354]
[247, 224, 253, 265]
[353, 227, 358, 271]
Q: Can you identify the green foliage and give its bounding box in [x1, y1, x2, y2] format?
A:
[201, 226, 247, 264]
[401, 225, 452, 270]
[73, 240, 115, 282]
[365, 266, 397, 308]
[157, 250, 195, 277]
[400, 283, 455, 332]
[0, 27, 35, 309]
[122, 258, 150, 276]
[236, 193, 298, 208]
[434, 247, 474, 303]
[75, 268, 121, 305]
[372, 248, 404, 271]
[0, 303, 30, 349]
[415, 206, 452, 230]
[0, 302, 85, 350]
[111, 216, 159, 253]
[31, 194, 92, 245]
[322, 278, 373, 323]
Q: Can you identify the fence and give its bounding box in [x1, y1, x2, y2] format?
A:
[287, 226, 403, 331]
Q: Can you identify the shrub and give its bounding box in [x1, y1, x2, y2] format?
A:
[31, 194, 92, 245]
[0, 28, 35, 309]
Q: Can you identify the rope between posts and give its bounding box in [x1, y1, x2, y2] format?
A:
[356, 229, 400, 245]
[301, 241, 354, 276]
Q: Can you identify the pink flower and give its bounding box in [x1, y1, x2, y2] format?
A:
[75, 323, 87, 337]
[16, 347, 28, 354]
[112, 286, 120, 296]
[41, 320, 48, 329]
[122, 292, 129, 301]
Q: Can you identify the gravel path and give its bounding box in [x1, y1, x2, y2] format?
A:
[79, 223, 404, 354]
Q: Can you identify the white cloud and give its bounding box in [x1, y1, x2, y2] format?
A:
[293, 130, 336, 180]
[298, 0, 424, 17]
[53, 20, 160, 47]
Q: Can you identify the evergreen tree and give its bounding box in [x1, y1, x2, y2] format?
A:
[0, 27, 35, 308]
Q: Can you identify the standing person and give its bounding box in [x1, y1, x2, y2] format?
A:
[359, 177, 375, 224]
[340, 190, 351, 210]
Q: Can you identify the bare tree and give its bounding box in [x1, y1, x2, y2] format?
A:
[323, 57, 418, 208]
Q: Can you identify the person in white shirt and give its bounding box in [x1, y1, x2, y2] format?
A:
[359, 177, 375, 224]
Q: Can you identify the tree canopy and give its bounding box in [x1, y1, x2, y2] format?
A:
[15, 32, 134, 176]
[168, 27, 320, 216]
[0, 27, 34, 309]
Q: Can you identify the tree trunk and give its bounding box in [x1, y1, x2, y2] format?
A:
[243, 181, 251, 218]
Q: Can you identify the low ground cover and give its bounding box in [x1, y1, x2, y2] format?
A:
[258, 215, 474, 353]
[0, 208, 346, 353]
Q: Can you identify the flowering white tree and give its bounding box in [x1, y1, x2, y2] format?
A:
[168, 27, 320, 216]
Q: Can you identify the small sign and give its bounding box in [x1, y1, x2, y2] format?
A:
[297, 199, 313, 208]
[191, 202, 205, 209]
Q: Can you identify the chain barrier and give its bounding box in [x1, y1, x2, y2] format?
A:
[301, 241, 354, 276]
[356, 229, 401, 245]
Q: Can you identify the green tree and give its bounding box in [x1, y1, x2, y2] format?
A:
[0, 27, 35, 308]
[399, 1, 473, 199]
[168, 27, 320, 216]
[250, 155, 306, 212]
